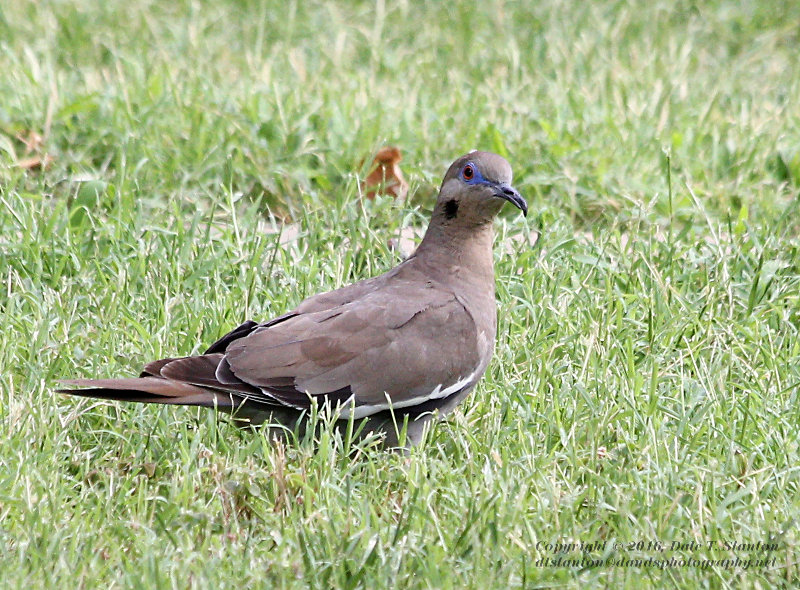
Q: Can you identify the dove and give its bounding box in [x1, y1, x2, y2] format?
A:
[60, 151, 527, 447]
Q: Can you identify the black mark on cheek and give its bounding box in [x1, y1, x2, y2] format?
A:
[444, 199, 459, 219]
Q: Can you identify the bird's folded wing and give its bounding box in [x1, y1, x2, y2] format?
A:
[216, 282, 481, 416]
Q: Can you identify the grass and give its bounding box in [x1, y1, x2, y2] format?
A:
[1, 0, 800, 587]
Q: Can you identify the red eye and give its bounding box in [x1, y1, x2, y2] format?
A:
[462, 164, 475, 181]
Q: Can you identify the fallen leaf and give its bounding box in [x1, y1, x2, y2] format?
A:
[12, 128, 55, 171]
[503, 230, 540, 254]
[361, 146, 408, 200]
[16, 130, 44, 152]
[258, 220, 303, 246]
[387, 225, 424, 258]
[141, 463, 156, 478]
[16, 154, 54, 170]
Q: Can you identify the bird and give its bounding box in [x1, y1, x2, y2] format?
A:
[59, 151, 527, 448]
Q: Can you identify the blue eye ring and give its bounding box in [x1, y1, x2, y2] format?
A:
[461, 162, 477, 183]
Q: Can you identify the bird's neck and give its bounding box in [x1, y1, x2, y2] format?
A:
[413, 220, 497, 292]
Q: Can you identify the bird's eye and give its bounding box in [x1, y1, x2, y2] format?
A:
[462, 164, 475, 181]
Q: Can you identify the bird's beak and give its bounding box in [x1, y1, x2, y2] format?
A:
[492, 182, 528, 217]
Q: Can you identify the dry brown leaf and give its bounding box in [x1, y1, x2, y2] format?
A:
[12, 128, 55, 171]
[503, 230, 540, 254]
[17, 130, 44, 152]
[387, 225, 424, 258]
[258, 220, 303, 246]
[361, 146, 408, 201]
[16, 154, 54, 170]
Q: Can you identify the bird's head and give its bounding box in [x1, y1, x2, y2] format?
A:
[435, 151, 527, 225]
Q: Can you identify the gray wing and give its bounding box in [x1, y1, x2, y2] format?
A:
[219, 281, 482, 417]
[61, 263, 485, 420]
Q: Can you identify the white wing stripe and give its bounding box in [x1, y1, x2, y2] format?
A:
[338, 372, 476, 419]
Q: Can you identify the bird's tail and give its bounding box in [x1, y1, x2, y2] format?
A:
[57, 376, 240, 409]
[58, 352, 251, 410]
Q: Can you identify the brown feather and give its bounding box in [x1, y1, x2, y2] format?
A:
[59, 377, 207, 397]
[140, 357, 177, 377]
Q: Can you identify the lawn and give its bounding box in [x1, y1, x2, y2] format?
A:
[1, 0, 799, 587]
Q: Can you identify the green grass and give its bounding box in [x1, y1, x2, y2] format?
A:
[2, 0, 800, 587]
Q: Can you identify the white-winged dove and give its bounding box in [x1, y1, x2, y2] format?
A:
[60, 151, 527, 447]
